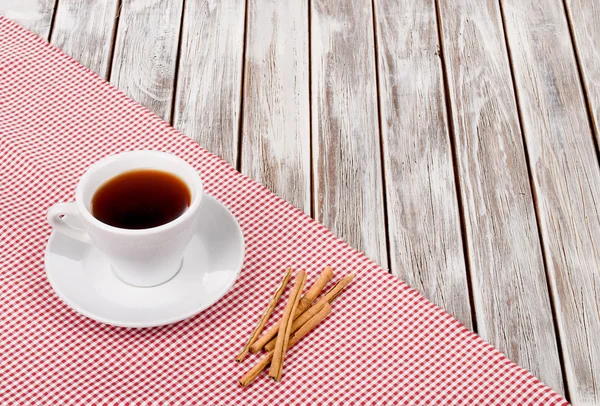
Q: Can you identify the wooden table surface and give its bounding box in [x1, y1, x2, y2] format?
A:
[2, 0, 599, 404]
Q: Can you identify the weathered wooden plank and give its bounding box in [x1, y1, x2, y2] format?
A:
[0, 0, 56, 39]
[565, 1, 600, 152]
[372, 0, 471, 327]
[50, 0, 119, 78]
[110, 0, 183, 122]
[501, 0, 600, 403]
[438, 0, 563, 393]
[311, 0, 388, 267]
[240, 0, 310, 213]
[172, 0, 245, 166]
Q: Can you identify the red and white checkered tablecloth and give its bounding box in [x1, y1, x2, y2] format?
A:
[0, 17, 568, 404]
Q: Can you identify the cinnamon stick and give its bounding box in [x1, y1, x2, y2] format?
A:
[298, 266, 334, 310]
[239, 304, 332, 387]
[264, 302, 326, 352]
[236, 268, 293, 362]
[249, 267, 334, 353]
[259, 273, 355, 352]
[268, 270, 307, 381]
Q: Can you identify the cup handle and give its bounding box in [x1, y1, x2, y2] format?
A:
[47, 202, 89, 242]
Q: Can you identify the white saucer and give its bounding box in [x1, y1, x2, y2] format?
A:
[44, 195, 244, 328]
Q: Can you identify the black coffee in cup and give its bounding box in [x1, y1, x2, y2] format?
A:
[91, 169, 191, 229]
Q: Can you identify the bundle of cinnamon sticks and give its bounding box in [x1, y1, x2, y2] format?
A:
[236, 266, 354, 386]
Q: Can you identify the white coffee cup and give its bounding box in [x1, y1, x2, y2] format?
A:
[47, 151, 204, 287]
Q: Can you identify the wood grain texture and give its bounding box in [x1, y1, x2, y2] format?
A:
[50, 0, 119, 77]
[311, 0, 388, 267]
[501, 0, 600, 403]
[110, 0, 183, 121]
[438, 0, 563, 393]
[0, 0, 55, 39]
[373, 0, 471, 327]
[172, 0, 245, 166]
[240, 0, 310, 213]
[565, 0, 600, 152]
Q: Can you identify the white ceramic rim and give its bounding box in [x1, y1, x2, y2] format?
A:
[75, 150, 204, 236]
